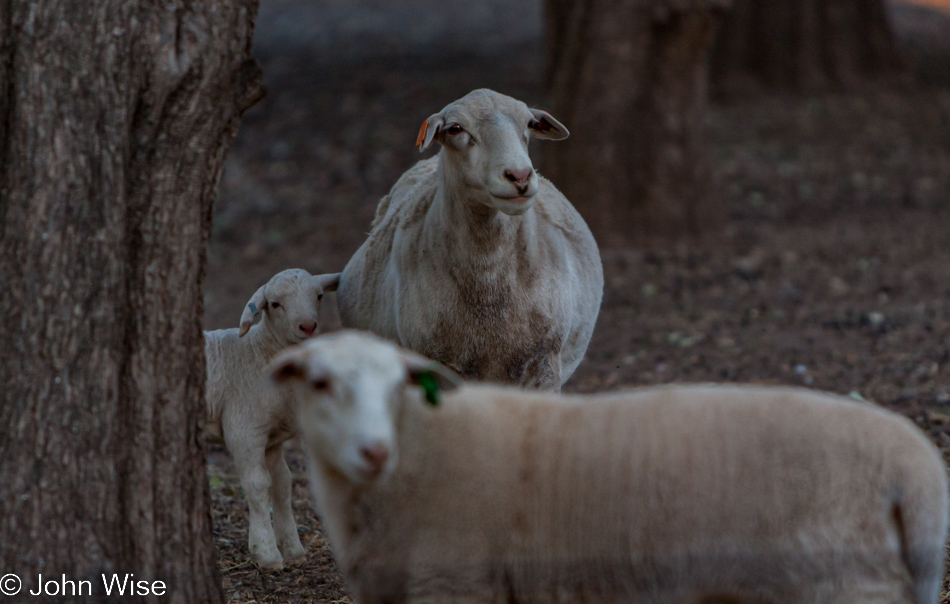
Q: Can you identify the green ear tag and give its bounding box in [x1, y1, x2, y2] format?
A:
[417, 372, 441, 407]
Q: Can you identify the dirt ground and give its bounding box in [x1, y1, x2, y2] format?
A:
[204, 2, 950, 602]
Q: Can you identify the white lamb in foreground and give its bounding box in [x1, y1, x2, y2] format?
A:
[337, 88, 603, 391]
[271, 330, 948, 603]
[204, 268, 339, 570]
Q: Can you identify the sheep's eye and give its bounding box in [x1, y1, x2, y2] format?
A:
[270, 301, 281, 309]
[311, 379, 330, 392]
[446, 123, 464, 135]
[317, 294, 323, 301]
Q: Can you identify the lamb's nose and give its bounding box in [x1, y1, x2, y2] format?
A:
[360, 444, 390, 471]
[299, 321, 317, 337]
[504, 168, 533, 189]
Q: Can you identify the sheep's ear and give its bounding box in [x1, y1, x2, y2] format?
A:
[398, 348, 462, 407]
[416, 113, 445, 152]
[528, 108, 569, 141]
[268, 348, 308, 384]
[314, 272, 341, 293]
[239, 285, 267, 337]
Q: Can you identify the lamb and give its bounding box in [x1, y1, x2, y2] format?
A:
[270, 330, 949, 603]
[336, 88, 603, 391]
[204, 268, 340, 570]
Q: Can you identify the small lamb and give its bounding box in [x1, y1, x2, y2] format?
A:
[271, 330, 949, 603]
[204, 268, 340, 570]
[337, 88, 603, 391]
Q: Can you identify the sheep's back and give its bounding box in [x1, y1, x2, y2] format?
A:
[202, 328, 271, 441]
[351, 385, 944, 602]
[337, 159, 439, 338]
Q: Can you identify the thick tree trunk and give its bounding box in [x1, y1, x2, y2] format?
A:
[0, 2, 263, 602]
[544, 0, 728, 246]
[712, 0, 907, 94]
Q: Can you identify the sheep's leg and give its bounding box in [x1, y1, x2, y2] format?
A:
[524, 349, 562, 392]
[547, 350, 563, 392]
[265, 443, 306, 563]
[228, 433, 283, 570]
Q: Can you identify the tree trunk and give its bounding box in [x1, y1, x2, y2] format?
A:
[0, 2, 263, 602]
[544, 0, 728, 246]
[712, 0, 907, 94]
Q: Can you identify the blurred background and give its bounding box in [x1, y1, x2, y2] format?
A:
[204, 1, 950, 600]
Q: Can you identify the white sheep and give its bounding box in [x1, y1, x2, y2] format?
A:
[204, 268, 340, 570]
[271, 330, 949, 603]
[336, 88, 603, 391]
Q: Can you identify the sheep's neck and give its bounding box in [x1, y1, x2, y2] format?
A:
[247, 322, 288, 360]
[434, 165, 525, 276]
[309, 461, 372, 562]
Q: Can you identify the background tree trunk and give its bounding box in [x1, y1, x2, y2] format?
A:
[712, 0, 907, 94]
[544, 0, 728, 246]
[0, 2, 263, 601]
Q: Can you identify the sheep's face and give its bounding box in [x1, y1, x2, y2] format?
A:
[417, 89, 569, 216]
[238, 270, 340, 342]
[270, 331, 462, 486]
[262, 272, 325, 344]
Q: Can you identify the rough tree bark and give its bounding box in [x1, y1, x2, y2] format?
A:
[544, 0, 729, 245]
[712, 0, 906, 94]
[0, 2, 263, 602]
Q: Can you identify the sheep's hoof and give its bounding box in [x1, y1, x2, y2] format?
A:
[252, 547, 285, 571]
[255, 556, 284, 572]
[281, 544, 307, 564]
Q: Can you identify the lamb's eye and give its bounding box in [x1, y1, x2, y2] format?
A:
[311, 379, 330, 392]
[446, 123, 464, 135]
[318, 294, 323, 301]
[270, 301, 281, 309]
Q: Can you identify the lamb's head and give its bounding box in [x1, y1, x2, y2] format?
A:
[417, 89, 569, 216]
[238, 269, 341, 344]
[269, 330, 462, 485]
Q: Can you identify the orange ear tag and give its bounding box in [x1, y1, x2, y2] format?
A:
[415, 120, 428, 147]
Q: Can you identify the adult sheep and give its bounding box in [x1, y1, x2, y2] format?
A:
[337, 89, 603, 390]
[271, 331, 949, 604]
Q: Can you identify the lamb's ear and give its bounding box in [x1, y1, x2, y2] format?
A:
[313, 272, 341, 293]
[416, 113, 445, 152]
[239, 285, 266, 338]
[528, 108, 570, 141]
[269, 347, 309, 384]
[398, 348, 462, 407]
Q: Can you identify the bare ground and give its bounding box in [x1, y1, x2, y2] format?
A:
[205, 2, 950, 602]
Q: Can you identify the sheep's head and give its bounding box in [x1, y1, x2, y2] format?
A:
[238, 269, 340, 344]
[416, 89, 569, 216]
[269, 330, 462, 485]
